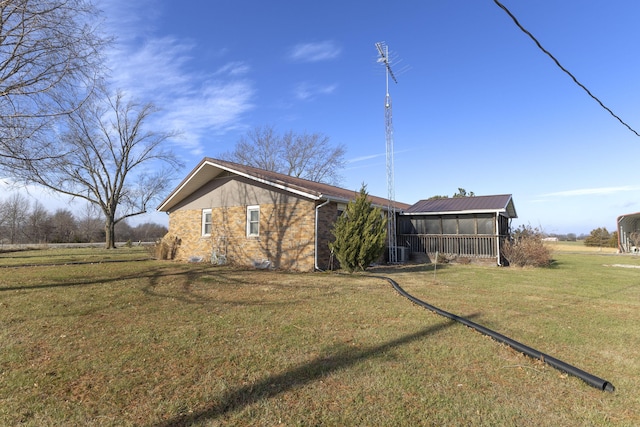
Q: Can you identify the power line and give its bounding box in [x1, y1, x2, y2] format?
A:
[493, 0, 640, 138]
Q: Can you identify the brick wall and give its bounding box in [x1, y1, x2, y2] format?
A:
[168, 199, 320, 271]
[315, 201, 338, 270]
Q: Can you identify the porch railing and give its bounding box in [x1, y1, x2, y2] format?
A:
[398, 234, 500, 259]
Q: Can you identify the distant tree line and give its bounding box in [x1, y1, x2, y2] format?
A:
[544, 228, 618, 247]
[545, 233, 580, 242]
[0, 193, 167, 245]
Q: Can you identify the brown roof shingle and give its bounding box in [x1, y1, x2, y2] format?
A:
[158, 157, 410, 212]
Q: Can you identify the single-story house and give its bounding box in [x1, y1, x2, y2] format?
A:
[397, 194, 517, 265]
[157, 158, 410, 271]
[617, 212, 640, 253]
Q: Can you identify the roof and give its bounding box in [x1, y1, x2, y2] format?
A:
[617, 212, 640, 229]
[157, 157, 411, 212]
[403, 194, 517, 218]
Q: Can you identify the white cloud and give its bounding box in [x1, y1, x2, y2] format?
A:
[289, 41, 341, 62]
[348, 153, 385, 163]
[214, 61, 251, 76]
[540, 186, 640, 197]
[293, 82, 338, 100]
[99, 0, 255, 158]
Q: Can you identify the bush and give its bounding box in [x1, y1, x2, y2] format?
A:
[436, 252, 455, 264]
[330, 184, 387, 273]
[502, 225, 552, 267]
[584, 227, 618, 248]
[152, 234, 180, 260]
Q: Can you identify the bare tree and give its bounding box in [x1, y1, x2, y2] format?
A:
[222, 125, 346, 185]
[0, 192, 30, 243]
[26, 200, 52, 243]
[0, 0, 108, 164]
[50, 208, 76, 243]
[77, 201, 103, 243]
[6, 91, 182, 248]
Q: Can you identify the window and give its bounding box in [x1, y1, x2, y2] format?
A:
[202, 209, 212, 236]
[247, 205, 260, 237]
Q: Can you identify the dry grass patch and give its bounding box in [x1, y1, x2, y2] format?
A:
[545, 240, 618, 254]
[0, 249, 639, 426]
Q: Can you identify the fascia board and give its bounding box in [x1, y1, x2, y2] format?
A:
[157, 160, 213, 212]
[400, 208, 506, 216]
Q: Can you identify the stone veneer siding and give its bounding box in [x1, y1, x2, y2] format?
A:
[168, 199, 323, 271]
[315, 201, 338, 270]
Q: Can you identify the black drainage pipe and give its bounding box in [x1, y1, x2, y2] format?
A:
[381, 276, 615, 392]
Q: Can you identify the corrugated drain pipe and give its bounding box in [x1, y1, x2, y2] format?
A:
[381, 275, 615, 392]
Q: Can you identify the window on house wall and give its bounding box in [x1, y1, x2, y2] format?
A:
[247, 205, 260, 237]
[202, 209, 212, 236]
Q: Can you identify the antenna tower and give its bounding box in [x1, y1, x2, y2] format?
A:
[375, 42, 398, 264]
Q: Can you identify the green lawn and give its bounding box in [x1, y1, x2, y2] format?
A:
[1, 247, 639, 426]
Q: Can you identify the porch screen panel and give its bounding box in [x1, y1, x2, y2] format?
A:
[410, 219, 424, 234]
[404, 217, 442, 234]
[458, 217, 475, 234]
[477, 214, 494, 235]
[423, 218, 441, 234]
[442, 217, 457, 234]
[398, 217, 414, 234]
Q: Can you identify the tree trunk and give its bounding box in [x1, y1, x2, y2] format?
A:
[105, 217, 116, 249]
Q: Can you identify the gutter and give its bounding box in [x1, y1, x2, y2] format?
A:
[315, 199, 331, 271]
[496, 215, 502, 266]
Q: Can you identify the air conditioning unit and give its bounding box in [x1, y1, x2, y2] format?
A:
[389, 246, 409, 263]
[398, 246, 410, 262]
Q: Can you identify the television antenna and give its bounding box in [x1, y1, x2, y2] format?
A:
[375, 41, 399, 264]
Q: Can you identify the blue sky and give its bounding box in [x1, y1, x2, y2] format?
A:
[12, 0, 640, 234]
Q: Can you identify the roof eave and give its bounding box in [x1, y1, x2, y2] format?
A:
[157, 158, 211, 212]
[401, 208, 508, 216]
[157, 159, 323, 212]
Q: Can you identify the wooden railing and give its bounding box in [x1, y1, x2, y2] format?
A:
[398, 234, 500, 259]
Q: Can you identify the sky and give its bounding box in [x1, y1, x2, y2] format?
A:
[7, 0, 640, 235]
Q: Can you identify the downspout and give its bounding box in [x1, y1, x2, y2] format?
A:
[495, 214, 502, 266]
[315, 199, 331, 271]
[617, 215, 625, 253]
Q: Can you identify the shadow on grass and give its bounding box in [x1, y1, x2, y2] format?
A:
[139, 267, 297, 307]
[0, 264, 307, 309]
[367, 262, 449, 275]
[0, 263, 241, 294]
[153, 317, 473, 427]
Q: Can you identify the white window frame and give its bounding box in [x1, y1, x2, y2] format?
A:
[246, 205, 260, 237]
[202, 209, 212, 236]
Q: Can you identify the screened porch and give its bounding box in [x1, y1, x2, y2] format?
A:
[397, 195, 516, 265]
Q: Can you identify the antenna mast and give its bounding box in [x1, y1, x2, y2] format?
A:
[375, 42, 398, 264]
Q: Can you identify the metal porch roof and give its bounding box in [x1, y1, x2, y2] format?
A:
[403, 194, 517, 218]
